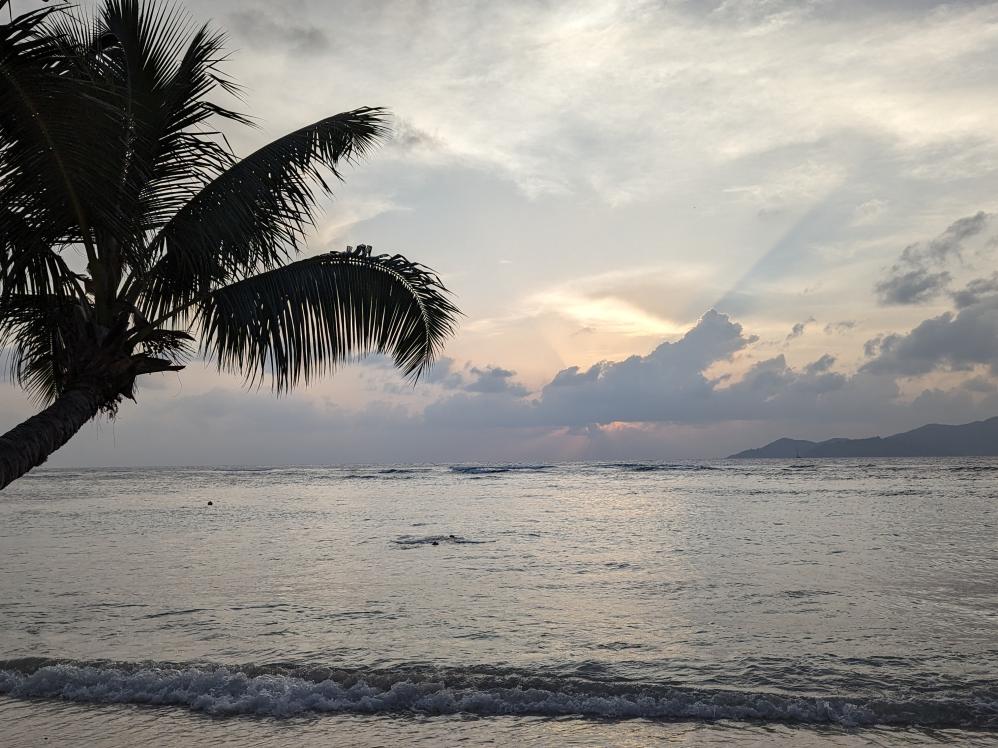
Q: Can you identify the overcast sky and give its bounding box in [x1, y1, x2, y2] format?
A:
[5, 0, 998, 465]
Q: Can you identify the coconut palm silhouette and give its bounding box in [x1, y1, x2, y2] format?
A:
[0, 0, 459, 487]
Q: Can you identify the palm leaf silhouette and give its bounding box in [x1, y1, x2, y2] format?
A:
[0, 0, 459, 488]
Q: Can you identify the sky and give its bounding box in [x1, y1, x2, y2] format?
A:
[4, 0, 998, 465]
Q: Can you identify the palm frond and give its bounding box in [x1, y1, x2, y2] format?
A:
[197, 246, 459, 391]
[138, 327, 194, 362]
[0, 293, 83, 404]
[0, 2, 131, 249]
[133, 24, 244, 237]
[138, 108, 390, 319]
[0, 203, 81, 300]
[97, 2, 245, 249]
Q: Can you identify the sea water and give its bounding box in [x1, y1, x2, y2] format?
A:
[0, 459, 995, 746]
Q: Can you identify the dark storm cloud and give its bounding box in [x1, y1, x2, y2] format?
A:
[863, 295, 998, 376]
[875, 212, 990, 305]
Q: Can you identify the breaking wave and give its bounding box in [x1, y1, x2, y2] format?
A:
[449, 465, 554, 475]
[0, 659, 994, 727]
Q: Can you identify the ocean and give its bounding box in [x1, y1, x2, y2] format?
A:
[0, 459, 995, 746]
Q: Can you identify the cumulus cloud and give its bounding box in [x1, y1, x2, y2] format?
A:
[464, 366, 530, 397]
[421, 357, 466, 389]
[419, 357, 529, 397]
[422, 307, 998, 438]
[425, 309, 974, 433]
[528, 309, 754, 426]
[863, 295, 998, 376]
[874, 212, 990, 305]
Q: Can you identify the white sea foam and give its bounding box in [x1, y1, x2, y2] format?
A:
[0, 662, 993, 727]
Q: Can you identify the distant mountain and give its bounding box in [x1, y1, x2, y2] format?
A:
[729, 438, 818, 458]
[729, 416, 998, 458]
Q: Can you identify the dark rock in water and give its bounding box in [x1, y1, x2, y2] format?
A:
[431, 541, 439, 546]
[448, 534, 456, 539]
[207, 501, 213, 506]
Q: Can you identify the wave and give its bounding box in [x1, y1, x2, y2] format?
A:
[449, 465, 554, 475]
[332, 468, 433, 481]
[0, 659, 994, 727]
[603, 463, 718, 473]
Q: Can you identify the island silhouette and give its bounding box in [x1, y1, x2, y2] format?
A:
[729, 416, 998, 458]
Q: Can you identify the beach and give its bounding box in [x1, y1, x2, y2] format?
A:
[0, 460, 995, 745]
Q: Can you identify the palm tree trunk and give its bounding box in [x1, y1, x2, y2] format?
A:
[0, 382, 108, 489]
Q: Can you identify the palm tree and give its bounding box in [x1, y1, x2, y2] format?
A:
[0, 0, 459, 488]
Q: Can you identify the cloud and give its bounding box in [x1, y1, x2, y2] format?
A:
[963, 376, 998, 394]
[863, 294, 998, 376]
[805, 353, 837, 374]
[824, 320, 857, 334]
[424, 307, 998, 437]
[529, 309, 752, 425]
[6, 1, 998, 468]
[786, 316, 815, 341]
[389, 119, 445, 154]
[464, 366, 530, 397]
[852, 198, 888, 225]
[13, 305, 998, 467]
[875, 268, 953, 306]
[421, 357, 466, 389]
[904, 211, 990, 264]
[227, 10, 329, 55]
[875, 212, 990, 305]
[863, 334, 894, 358]
[210, 0, 998, 208]
[952, 272, 998, 308]
[418, 357, 529, 397]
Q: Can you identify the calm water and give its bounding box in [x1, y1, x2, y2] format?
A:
[0, 460, 996, 746]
